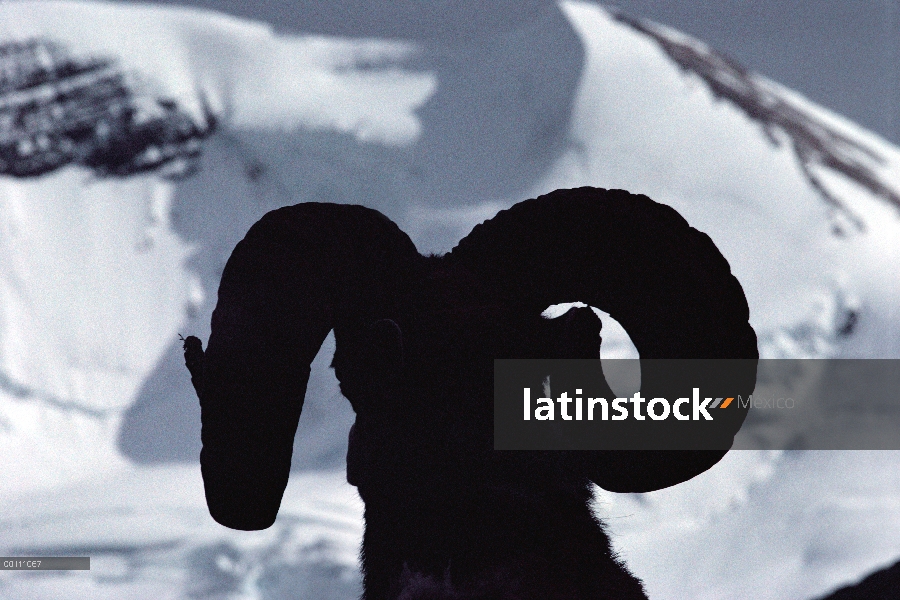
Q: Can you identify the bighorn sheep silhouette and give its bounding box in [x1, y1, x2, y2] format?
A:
[183, 187, 758, 600]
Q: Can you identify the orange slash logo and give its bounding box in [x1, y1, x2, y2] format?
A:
[709, 397, 734, 409]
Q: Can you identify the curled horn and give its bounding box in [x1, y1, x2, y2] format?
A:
[448, 187, 758, 492]
[193, 203, 419, 530]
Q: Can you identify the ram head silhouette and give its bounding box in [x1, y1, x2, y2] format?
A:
[183, 186, 758, 600]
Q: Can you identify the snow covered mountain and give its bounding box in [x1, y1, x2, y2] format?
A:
[0, 1, 898, 599]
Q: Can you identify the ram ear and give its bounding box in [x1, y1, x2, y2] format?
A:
[344, 319, 403, 491]
[333, 318, 404, 414]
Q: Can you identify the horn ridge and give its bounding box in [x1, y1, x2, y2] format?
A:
[448, 187, 756, 359]
[199, 202, 420, 530]
[449, 187, 757, 491]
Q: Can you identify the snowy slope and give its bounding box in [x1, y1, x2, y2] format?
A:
[0, 1, 898, 599]
[0, 0, 436, 489]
